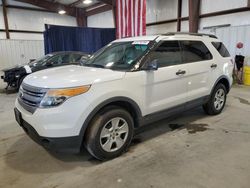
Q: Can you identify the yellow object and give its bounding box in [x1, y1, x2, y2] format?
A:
[243, 66, 250, 86]
[47, 85, 91, 97]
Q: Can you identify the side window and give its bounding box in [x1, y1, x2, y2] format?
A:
[69, 54, 82, 64]
[49, 54, 71, 65]
[60, 54, 71, 64]
[148, 41, 182, 68]
[47, 55, 62, 65]
[212, 42, 230, 57]
[181, 41, 212, 63]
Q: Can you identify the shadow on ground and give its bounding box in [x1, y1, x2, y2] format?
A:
[132, 107, 209, 143]
[4, 107, 210, 174]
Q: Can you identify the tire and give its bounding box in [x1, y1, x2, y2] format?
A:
[203, 83, 227, 115]
[84, 106, 134, 161]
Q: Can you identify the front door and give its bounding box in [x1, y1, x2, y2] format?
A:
[144, 40, 189, 115]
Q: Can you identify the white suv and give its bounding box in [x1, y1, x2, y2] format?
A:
[14, 33, 233, 160]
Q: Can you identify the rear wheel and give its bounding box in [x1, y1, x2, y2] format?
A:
[84, 106, 134, 160]
[203, 83, 227, 115]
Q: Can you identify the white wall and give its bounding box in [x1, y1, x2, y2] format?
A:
[0, 0, 77, 40]
[182, 0, 189, 17]
[0, 39, 44, 70]
[0, 8, 5, 30]
[200, 0, 247, 14]
[86, 0, 250, 35]
[87, 10, 115, 28]
[200, 25, 250, 58]
[147, 22, 177, 35]
[149, 0, 250, 34]
[0, 0, 77, 71]
[146, 0, 178, 23]
[200, 11, 250, 29]
[6, 9, 76, 39]
[86, 0, 179, 34]
[216, 25, 250, 57]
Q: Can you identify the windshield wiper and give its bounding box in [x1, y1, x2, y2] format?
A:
[83, 64, 105, 68]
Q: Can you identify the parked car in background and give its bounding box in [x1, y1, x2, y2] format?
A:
[1, 51, 90, 90]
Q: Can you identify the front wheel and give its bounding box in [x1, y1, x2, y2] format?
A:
[203, 83, 227, 115]
[84, 106, 134, 160]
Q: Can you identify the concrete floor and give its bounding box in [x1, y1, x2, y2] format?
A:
[0, 85, 250, 188]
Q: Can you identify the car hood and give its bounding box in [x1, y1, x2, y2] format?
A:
[23, 65, 125, 88]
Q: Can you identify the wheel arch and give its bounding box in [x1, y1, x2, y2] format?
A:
[79, 97, 142, 145]
[211, 76, 231, 94]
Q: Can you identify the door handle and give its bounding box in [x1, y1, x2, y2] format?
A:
[211, 64, 217, 68]
[176, 70, 186, 75]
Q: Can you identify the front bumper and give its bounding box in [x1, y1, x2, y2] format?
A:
[14, 91, 93, 153]
[15, 93, 91, 138]
[14, 108, 82, 153]
[1, 72, 18, 83]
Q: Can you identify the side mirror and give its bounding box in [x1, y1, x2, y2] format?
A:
[144, 59, 158, 71]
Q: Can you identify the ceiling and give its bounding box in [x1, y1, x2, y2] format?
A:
[10, 0, 113, 20]
[46, 0, 101, 8]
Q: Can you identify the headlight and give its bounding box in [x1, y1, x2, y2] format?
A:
[40, 85, 90, 107]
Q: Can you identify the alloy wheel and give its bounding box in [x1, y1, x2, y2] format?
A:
[214, 88, 225, 110]
[100, 117, 129, 152]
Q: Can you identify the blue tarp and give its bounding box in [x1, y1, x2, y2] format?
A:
[44, 25, 116, 54]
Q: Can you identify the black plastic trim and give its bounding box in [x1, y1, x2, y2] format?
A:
[140, 95, 209, 126]
[211, 75, 231, 94]
[15, 94, 211, 154]
[163, 32, 218, 39]
[79, 95, 210, 140]
[15, 108, 81, 153]
[79, 96, 142, 142]
[141, 103, 184, 126]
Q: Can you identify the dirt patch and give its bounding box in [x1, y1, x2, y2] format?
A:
[0, 88, 17, 94]
[234, 97, 250, 105]
[169, 123, 210, 134]
[0, 134, 24, 142]
[0, 151, 17, 158]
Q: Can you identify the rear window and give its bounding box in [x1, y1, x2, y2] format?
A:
[212, 42, 230, 57]
[180, 41, 213, 63]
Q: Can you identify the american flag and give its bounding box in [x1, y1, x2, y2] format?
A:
[116, 0, 146, 39]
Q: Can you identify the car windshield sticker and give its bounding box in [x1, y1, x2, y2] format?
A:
[132, 41, 150, 45]
[24, 65, 32, 73]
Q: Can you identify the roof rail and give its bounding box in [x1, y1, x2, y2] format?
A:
[162, 32, 218, 39]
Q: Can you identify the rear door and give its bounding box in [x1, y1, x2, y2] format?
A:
[180, 40, 213, 102]
[144, 40, 189, 114]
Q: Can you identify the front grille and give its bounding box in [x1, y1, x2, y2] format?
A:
[18, 83, 47, 113]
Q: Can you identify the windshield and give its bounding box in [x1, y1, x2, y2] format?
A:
[83, 41, 150, 70]
[29, 54, 53, 66]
